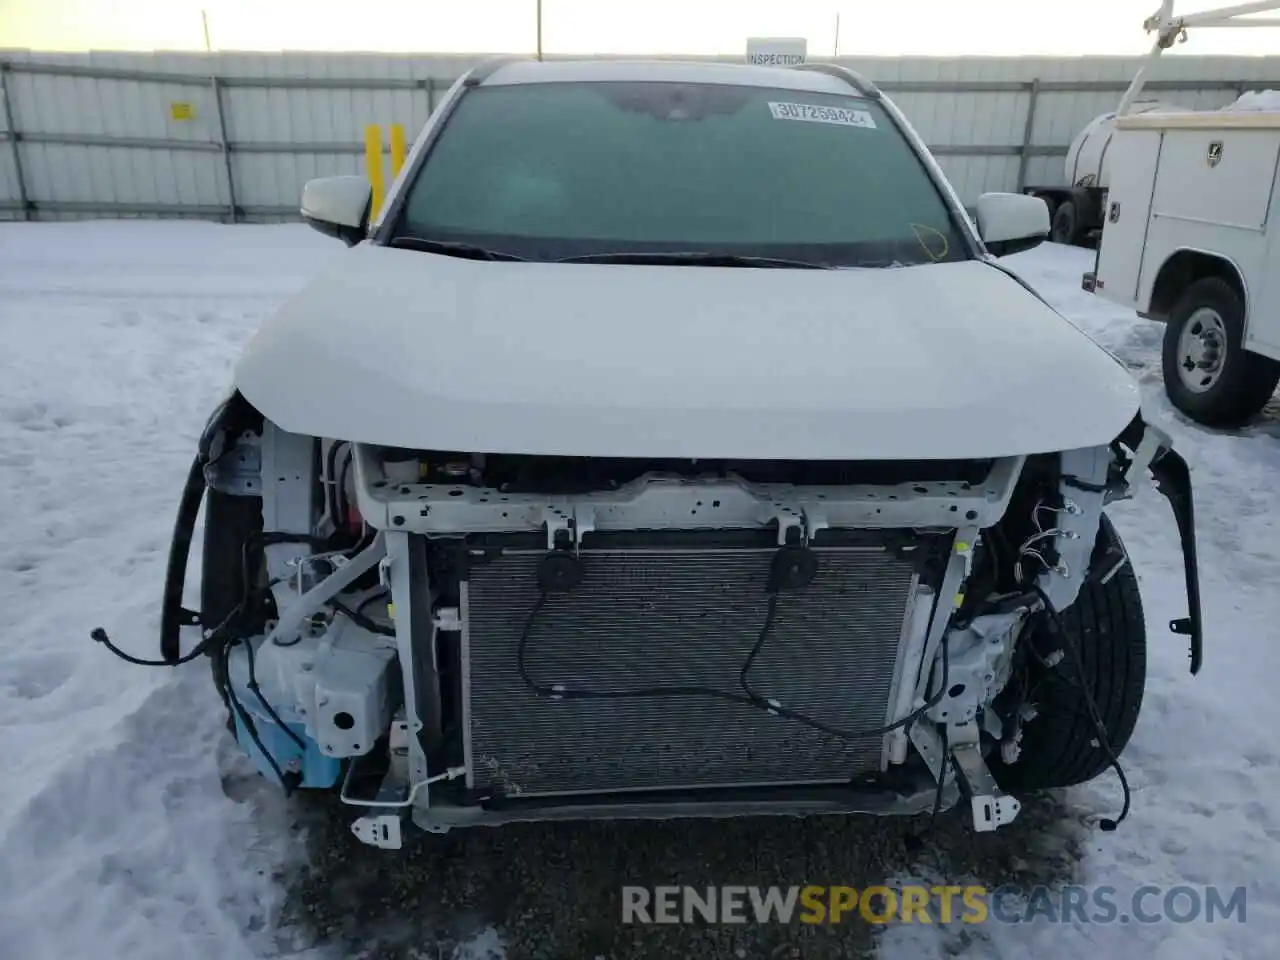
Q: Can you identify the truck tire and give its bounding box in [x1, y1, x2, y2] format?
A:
[1050, 200, 1080, 245]
[1162, 276, 1280, 426]
[1031, 191, 1059, 220]
[991, 515, 1145, 791]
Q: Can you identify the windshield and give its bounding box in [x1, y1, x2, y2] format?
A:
[391, 81, 968, 267]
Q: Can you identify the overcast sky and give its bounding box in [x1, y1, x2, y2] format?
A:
[1, 0, 1277, 56]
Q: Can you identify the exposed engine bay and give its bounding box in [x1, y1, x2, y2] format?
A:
[107, 392, 1202, 851]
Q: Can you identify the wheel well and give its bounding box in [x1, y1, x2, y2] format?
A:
[1148, 250, 1245, 322]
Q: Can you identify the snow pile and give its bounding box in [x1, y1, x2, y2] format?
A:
[1224, 89, 1280, 111]
[0, 221, 510, 960]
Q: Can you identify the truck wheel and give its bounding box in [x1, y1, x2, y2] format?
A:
[991, 516, 1146, 791]
[1050, 200, 1080, 245]
[1033, 192, 1059, 220]
[1162, 276, 1280, 426]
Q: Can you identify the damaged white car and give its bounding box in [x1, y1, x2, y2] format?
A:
[95, 59, 1203, 850]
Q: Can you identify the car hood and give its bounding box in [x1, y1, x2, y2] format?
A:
[234, 244, 1139, 460]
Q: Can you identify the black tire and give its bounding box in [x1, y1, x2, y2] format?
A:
[992, 515, 1146, 791]
[1161, 276, 1280, 427]
[1050, 200, 1080, 245]
[1033, 192, 1059, 221]
[202, 487, 266, 729]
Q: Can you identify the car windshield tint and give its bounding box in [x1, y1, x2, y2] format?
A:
[393, 81, 967, 267]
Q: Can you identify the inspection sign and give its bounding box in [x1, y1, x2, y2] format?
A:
[746, 37, 808, 67]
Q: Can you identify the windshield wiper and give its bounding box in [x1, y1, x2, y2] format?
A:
[387, 236, 527, 261]
[556, 251, 833, 269]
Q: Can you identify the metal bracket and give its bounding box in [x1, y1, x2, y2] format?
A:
[355, 444, 1028, 539]
[204, 431, 261, 496]
[767, 504, 830, 546]
[768, 506, 798, 545]
[575, 505, 597, 545]
[1035, 446, 1109, 612]
[543, 504, 597, 552]
[771, 506, 805, 545]
[1149, 446, 1203, 674]
[263, 534, 386, 647]
[908, 720, 951, 783]
[1123, 420, 1171, 486]
[948, 723, 1021, 832]
[351, 814, 403, 850]
[925, 610, 1027, 725]
[911, 526, 980, 701]
[804, 507, 830, 544]
[886, 584, 935, 765]
[433, 607, 461, 632]
[543, 508, 572, 551]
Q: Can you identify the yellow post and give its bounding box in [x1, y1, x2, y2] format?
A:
[389, 123, 407, 180]
[364, 124, 385, 219]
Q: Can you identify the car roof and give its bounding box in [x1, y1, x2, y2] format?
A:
[477, 59, 868, 97]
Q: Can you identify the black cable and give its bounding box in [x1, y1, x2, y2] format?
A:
[929, 715, 950, 829]
[1061, 474, 1120, 495]
[356, 589, 389, 618]
[337, 450, 354, 525]
[518, 593, 764, 709]
[739, 593, 951, 738]
[330, 597, 396, 637]
[517, 589, 951, 742]
[1029, 582, 1131, 831]
[91, 596, 259, 667]
[242, 635, 309, 754]
[220, 641, 299, 796]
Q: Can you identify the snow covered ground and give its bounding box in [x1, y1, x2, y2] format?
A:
[0, 222, 1276, 960]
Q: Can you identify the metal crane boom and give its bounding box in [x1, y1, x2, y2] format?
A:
[1116, 0, 1280, 117]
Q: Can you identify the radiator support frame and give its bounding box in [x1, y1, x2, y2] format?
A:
[351, 458, 1031, 828]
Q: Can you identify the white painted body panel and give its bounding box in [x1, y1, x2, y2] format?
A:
[1064, 101, 1188, 188]
[482, 59, 850, 93]
[1093, 109, 1280, 360]
[234, 245, 1139, 460]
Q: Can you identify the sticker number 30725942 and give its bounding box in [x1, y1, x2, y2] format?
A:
[767, 102, 878, 129]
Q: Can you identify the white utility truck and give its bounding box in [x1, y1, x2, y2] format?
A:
[1029, 0, 1280, 248]
[1083, 1, 1280, 425]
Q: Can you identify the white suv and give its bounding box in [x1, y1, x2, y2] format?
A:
[119, 59, 1203, 849]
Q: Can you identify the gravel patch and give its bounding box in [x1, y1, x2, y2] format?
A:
[278, 792, 1088, 959]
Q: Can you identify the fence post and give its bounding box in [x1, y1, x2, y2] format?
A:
[1015, 78, 1041, 193]
[209, 75, 237, 222]
[0, 63, 31, 221]
[390, 123, 406, 180]
[364, 125, 385, 219]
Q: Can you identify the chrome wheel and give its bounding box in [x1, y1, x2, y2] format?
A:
[1176, 307, 1227, 393]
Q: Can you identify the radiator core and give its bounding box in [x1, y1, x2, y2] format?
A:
[461, 543, 920, 798]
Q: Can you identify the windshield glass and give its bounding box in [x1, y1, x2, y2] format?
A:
[392, 81, 968, 267]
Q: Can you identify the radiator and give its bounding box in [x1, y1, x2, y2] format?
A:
[461, 542, 921, 798]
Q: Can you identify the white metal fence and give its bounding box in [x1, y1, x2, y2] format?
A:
[3, 49, 1280, 220]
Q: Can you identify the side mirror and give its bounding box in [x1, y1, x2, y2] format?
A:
[301, 176, 372, 246]
[975, 192, 1050, 257]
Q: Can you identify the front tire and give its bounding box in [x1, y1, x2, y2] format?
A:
[1161, 276, 1280, 427]
[992, 516, 1146, 791]
[202, 487, 266, 730]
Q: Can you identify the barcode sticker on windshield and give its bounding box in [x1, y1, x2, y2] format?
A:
[767, 102, 877, 129]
